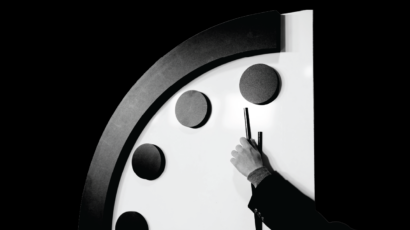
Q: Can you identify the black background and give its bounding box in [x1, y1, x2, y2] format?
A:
[35, 6, 387, 230]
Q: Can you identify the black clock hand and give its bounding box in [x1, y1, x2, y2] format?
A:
[253, 132, 263, 230]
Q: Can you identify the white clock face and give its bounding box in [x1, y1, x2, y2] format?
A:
[113, 10, 313, 230]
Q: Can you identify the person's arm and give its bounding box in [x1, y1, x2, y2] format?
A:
[249, 169, 354, 229]
[230, 137, 353, 229]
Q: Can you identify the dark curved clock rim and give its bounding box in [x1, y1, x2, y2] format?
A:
[79, 10, 281, 230]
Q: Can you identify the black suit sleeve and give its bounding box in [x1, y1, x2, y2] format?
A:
[248, 172, 353, 229]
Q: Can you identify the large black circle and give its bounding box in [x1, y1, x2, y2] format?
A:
[239, 64, 280, 105]
[175, 90, 211, 128]
[116, 211, 149, 230]
[132, 144, 165, 180]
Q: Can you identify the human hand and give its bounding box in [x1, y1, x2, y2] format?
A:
[230, 137, 263, 177]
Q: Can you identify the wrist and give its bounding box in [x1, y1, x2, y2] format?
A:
[247, 167, 271, 188]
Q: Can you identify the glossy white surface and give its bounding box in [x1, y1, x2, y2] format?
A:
[113, 10, 313, 230]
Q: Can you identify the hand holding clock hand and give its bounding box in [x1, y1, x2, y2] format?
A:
[230, 137, 263, 177]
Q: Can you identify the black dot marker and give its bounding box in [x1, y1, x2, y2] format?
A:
[116, 211, 149, 230]
[132, 144, 165, 180]
[175, 90, 211, 128]
[239, 64, 280, 105]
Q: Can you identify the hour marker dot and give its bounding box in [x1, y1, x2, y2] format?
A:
[116, 211, 149, 230]
[132, 144, 165, 180]
[175, 90, 211, 128]
[239, 64, 280, 105]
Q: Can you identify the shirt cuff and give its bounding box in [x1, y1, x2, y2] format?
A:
[247, 167, 271, 188]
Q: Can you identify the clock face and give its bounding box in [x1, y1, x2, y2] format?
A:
[112, 10, 313, 230]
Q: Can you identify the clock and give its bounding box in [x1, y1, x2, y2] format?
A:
[79, 10, 314, 230]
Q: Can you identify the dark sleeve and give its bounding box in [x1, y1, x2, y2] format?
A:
[248, 172, 354, 230]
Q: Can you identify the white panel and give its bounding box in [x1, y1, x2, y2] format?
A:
[113, 10, 313, 230]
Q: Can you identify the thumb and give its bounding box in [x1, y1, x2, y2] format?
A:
[249, 139, 258, 150]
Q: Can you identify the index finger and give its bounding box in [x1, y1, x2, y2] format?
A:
[239, 137, 252, 149]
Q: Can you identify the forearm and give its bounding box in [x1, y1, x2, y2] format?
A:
[247, 170, 353, 229]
